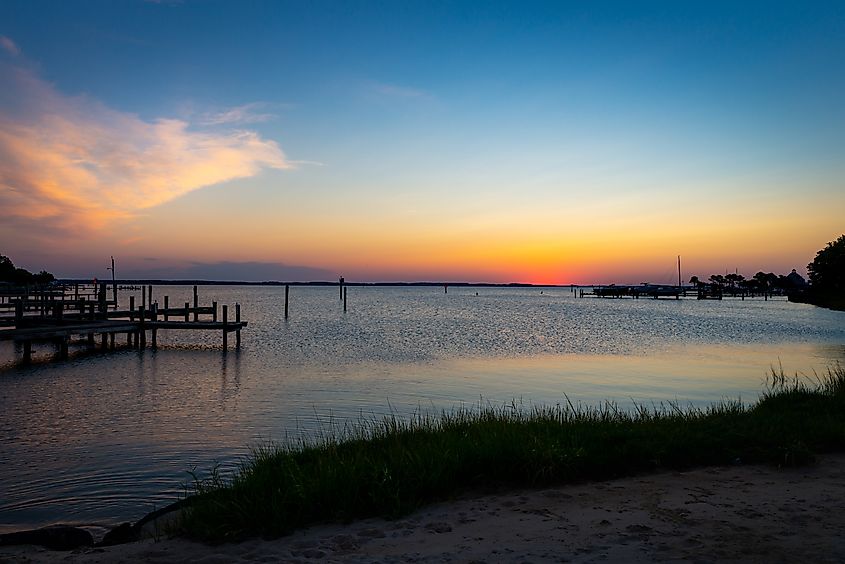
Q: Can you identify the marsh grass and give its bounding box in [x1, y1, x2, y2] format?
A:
[183, 365, 845, 541]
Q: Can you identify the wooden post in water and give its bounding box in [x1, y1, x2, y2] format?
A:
[127, 298, 134, 347]
[444, 284, 448, 294]
[147, 285, 153, 310]
[14, 300, 22, 327]
[343, 286, 347, 312]
[193, 285, 199, 321]
[99, 283, 107, 313]
[235, 303, 241, 348]
[138, 306, 146, 349]
[164, 296, 169, 321]
[111, 256, 117, 309]
[22, 341, 32, 364]
[212, 301, 218, 322]
[151, 303, 158, 349]
[101, 332, 108, 349]
[339, 277, 344, 300]
[141, 286, 146, 310]
[284, 285, 289, 319]
[59, 337, 69, 360]
[184, 302, 189, 322]
[222, 304, 228, 351]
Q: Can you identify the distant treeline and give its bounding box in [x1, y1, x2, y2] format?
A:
[0, 254, 55, 286]
[687, 271, 804, 293]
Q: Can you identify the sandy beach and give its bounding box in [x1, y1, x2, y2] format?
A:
[3, 454, 845, 563]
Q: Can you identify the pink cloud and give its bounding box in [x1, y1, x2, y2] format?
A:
[0, 63, 289, 237]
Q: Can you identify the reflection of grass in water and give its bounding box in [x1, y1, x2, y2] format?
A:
[183, 365, 845, 541]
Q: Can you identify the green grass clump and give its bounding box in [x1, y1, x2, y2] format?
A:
[182, 365, 845, 541]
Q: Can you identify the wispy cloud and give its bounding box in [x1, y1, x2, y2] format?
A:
[198, 102, 278, 126]
[0, 63, 289, 237]
[0, 36, 20, 57]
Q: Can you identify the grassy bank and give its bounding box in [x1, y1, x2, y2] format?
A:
[183, 366, 845, 541]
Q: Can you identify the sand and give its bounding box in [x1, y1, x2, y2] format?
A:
[3, 454, 845, 563]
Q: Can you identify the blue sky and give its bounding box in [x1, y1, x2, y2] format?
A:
[1, 1, 843, 282]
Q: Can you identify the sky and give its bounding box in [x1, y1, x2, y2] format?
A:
[1, 1, 843, 284]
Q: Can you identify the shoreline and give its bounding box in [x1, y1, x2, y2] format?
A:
[3, 454, 845, 562]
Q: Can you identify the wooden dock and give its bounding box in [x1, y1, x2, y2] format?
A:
[577, 284, 783, 301]
[0, 284, 246, 365]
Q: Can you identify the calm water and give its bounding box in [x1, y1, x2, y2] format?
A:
[1, 285, 844, 532]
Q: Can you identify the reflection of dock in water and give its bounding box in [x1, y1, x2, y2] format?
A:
[0, 284, 246, 365]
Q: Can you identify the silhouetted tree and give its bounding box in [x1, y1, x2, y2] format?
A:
[808, 235, 845, 296]
[33, 270, 55, 285]
[708, 274, 725, 288]
[0, 254, 55, 286]
[0, 255, 15, 281]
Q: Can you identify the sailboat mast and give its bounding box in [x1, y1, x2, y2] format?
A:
[677, 255, 681, 288]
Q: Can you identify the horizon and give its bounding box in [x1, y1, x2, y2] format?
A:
[50, 266, 804, 287]
[2, 1, 843, 284]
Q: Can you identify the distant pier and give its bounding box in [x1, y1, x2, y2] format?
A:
[576, 284, 783, 301]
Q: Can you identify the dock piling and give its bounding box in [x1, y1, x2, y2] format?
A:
[343, 286, 347, 312]
[151, 303, 158, 349]
[235, 303, 241, 348]
[99, 283, 107, 313]
[139, 306, 146, 349]
[193, 286, 199, 321]
[284, 285, 289, 319]
[222, 304, 228, 351]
